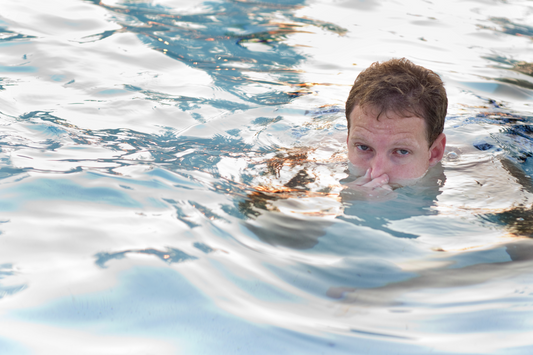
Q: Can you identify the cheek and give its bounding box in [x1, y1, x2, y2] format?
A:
[347, 150, 366, 166]
[391, 158, 430, 180]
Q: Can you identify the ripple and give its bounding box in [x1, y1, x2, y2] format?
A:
[1, 0, 533, 353]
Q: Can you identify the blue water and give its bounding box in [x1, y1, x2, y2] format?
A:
[1, 0, 533, 354]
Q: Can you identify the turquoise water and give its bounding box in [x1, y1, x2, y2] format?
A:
[0, 0, 533, 353]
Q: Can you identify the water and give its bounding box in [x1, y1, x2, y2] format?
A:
[0, 0, 533, 353]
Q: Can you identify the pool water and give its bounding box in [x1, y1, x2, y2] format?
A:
[0, 0, 533, 353]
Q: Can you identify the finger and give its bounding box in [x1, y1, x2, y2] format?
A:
[381, 184, 393, 191]
[352, 168, 372, 186]
[363, 173, 389, 189]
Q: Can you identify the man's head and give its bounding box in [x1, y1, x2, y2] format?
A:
[345, 58, 447, 185]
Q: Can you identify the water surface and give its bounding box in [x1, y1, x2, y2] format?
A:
[1, 0, 533, 354]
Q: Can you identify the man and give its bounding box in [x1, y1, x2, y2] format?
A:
[345, 58, 447, 193]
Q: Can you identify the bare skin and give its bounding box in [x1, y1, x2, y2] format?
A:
[346, 105, 446, 195]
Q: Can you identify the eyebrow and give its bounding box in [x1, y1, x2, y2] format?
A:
[390, 138, 419, 147]
[348, 135, 419, 147]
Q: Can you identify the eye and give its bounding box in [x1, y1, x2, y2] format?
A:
[395, 149, 410, 156]
[356, 144, 371, 152]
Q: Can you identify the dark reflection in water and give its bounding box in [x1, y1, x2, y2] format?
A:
[240, 190, 333, 249]
[123, 84, 251, 113]
[483, 55, 533, 92]
[7, 110, 258, 180]
[328, 238, 533, 308]
[87, 0, 346, 105]
[95, 247, 198, 268]
[0, 23, 36, 43]
[470, 111, 533, 172]
[483, 17, 533, 39]
[482, 157, 533, 238]
[0, 263, 26, 299]
[485, 55, 533, 78]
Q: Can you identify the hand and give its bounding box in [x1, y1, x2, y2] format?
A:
[351, 168, 392, 190]
[344, 168, 397, 201]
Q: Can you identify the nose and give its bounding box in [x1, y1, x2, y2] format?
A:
[369, 152, 390, 179]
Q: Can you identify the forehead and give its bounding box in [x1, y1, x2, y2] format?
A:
[348, 105, 429, 144]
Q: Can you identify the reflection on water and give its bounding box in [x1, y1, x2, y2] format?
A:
[87, 0, 346, 106]
[1, 0, 533, 353]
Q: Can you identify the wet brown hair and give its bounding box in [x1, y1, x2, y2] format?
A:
[345, 58, 447, 145]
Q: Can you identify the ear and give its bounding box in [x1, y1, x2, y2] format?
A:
[428, 133, 446, 167]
